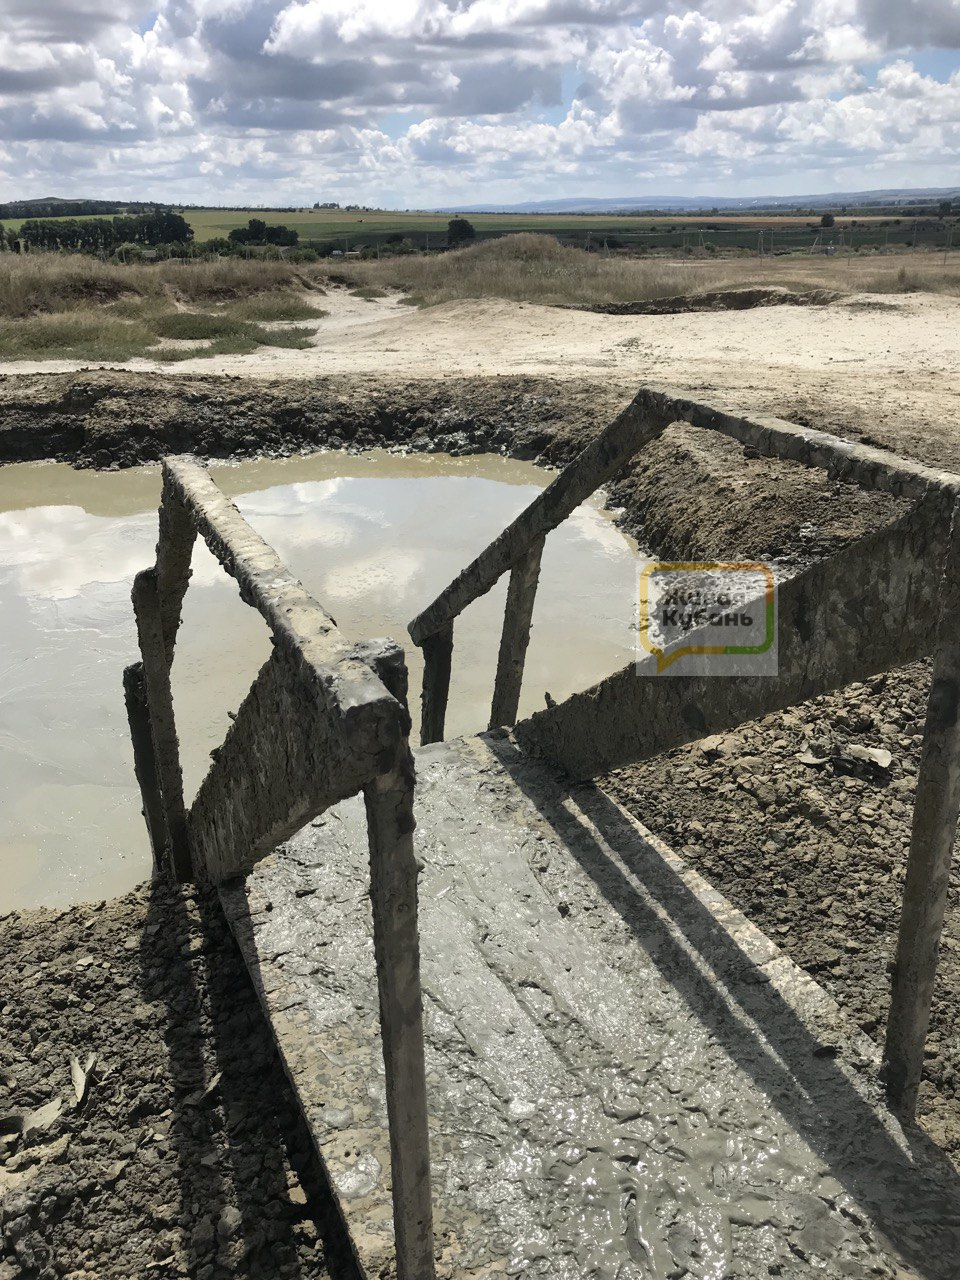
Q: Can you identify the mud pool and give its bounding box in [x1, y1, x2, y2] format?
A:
[0, 450, 642, 911]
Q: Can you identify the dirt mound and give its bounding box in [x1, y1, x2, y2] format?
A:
[579, 285, 842, 315]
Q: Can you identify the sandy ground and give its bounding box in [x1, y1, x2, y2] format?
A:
[3, 285, 959, 460]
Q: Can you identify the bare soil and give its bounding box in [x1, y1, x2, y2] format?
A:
[3, 285, 960, 1271]
[0, 882, 355, 1280]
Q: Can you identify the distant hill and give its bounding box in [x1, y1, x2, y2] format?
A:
[436, 188, 960, 214]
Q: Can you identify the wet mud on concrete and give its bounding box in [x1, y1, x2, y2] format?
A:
[222, 733, 959, 1279]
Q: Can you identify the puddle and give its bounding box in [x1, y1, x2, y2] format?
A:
[0, 450, 641, 911]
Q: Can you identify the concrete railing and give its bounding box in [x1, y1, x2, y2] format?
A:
[408, 385, 960, 1123]
[124, 456, 435, 1280]
[407, 389, 679, 740]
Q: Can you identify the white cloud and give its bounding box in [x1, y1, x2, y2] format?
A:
[0, 0, 957, 203]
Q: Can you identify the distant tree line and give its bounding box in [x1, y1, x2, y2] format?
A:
[15, 210, 193, 252]
[0, 198, 133, 219]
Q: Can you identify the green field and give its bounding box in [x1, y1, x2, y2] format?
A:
[4, 206, 954, 255]
[181, 208, 918, 254]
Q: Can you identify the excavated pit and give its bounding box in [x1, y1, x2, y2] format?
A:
[0, 448, 642, 911]
[3, 369, 960, 1218]
[574, 284, 844, 315]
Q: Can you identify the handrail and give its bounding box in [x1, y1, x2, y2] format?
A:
[408, 390, 676, 646]
[124, 456, 435, 1280]
[405, 384, 960, 1126]
[408, 384, 960, 746]
[640, 384, 960, 500]
[407, 388, 677, 740]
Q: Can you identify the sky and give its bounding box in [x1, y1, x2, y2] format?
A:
[0, 0, 958, 207]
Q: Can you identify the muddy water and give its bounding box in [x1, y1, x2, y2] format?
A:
[0, 451, 641, 911]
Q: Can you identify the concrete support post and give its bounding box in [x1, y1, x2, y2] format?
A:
[489, 537, 544, 729]
[132, 568, 192, 881]
[419, 623, 453, 745]
[155, 481, 196, 662]
[884, 513, 960, 1117]
[364, 748, 435, 1280]
[122, 661, 168, 873]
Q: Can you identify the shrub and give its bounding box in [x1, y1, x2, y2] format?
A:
[448, 217, 476, 248]
[227, 294, 327, 321]
[152, 313, 253, 341]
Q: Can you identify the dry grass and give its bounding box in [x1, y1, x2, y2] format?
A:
[334, 234, 717, 307]
[0, 254, 326, 319]
[334, 234, 960, 307]
[858, 263, 960, 294]
[151, 325, 315, 363]
[1, 240, 957, 363]
[0, 312, 156, 362]
[227, 293, 327, 322]
[0, 254, 327, 361]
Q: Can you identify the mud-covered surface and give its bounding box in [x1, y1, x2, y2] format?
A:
[606, 661, 960, 1163]
[0, 882, 357, 1280]
[223, 733, 960, 1280]
[0, 371, 626, 471]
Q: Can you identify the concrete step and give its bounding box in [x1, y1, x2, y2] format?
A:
[220, 733, 960, 1279]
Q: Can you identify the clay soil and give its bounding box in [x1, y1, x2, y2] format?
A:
[0, 882, 356, 1280]
[3, 281, 960, 1274]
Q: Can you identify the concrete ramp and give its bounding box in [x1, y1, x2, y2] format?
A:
[220, 734, 960, 1279]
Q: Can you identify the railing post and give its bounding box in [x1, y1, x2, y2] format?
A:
[489, 537, 544, 729]
[122, 661, 168, 873]
[363, 741, 435, 1279]
[883, 510, 960, 1117]
[155, 477, 196, 662]
[132, 568, 192, 881]
[419, 622, 453, 745]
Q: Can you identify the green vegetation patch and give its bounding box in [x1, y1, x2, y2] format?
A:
[152, 312, 253, 341]
[227, 293, 327, 322]
[0, 312, 156, 362]
[148, 314, 316, 360]
[0, 257, 329, 362]
[152, 334, 260, 362]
